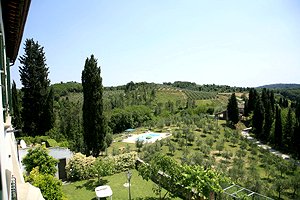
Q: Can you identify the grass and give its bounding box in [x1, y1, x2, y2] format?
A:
[63, 170, 180, 200]
[155, 90, 186, 105]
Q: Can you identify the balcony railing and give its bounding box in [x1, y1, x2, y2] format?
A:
[10, 175, 17, 200]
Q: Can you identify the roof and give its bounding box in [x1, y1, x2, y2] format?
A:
[2, 0, 31, 63]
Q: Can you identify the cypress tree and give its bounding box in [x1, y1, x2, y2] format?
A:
[283, 107, 293, 149]
[274, 105, 283, 148]
[270, 90, 275, 113]
[82, 55, 106, 157]
[253, 97, 264, 139]
[294, 121, 300, 158]
[244, 98, 250, 117]
[292, 102, 300, 157]
[11, 81, 22, 132]
[19, 39, 52, 136]
[248, 88, 258, 113]
[227, 93, 239, 124]
[262, 98, 272, 142]
[261, 88, 268, 108]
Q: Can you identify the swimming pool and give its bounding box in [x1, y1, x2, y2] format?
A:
[136, 132, 161, 141]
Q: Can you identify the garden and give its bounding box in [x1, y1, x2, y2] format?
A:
[63, 170, 178, 200]
[21, 117, 300, 200]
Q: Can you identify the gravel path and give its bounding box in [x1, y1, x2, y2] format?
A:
[241, 129, 291, 160]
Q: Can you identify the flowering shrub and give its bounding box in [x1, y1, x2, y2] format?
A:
[66, 153, 95, 181]
[110, 152, 137, 173]
[92, 157, 114, 184]
[66, 152, 137, 181]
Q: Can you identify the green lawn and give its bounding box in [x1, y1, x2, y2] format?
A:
[63, 170, 181, 200]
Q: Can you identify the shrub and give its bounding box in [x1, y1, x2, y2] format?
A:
[26, 167, 63, 200]
[112, 146, 120, 155]
[110, 152, 137, 173]
[22, 146, 58, 175]
[135, 139, 144, 152]
[65, 153, 95, 181]
[46, 139, 58, 147]
[93, 157, 114, 183]
[65, 152, 137, 181]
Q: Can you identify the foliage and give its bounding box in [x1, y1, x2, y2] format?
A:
[51, 81, 83, 99]
[274, 105, 283, 147]
[66, 153, 96, 181]
[46, 138, 59, 147]
[216, 140, 225, 154]
[56, 98, 84, 152]
[283, 107, 294, 148]
[110, 152, 137, 173]
[19, 38, 53, 136]
[136, 139, 144, 152]
[109, 105, 152, 133]
[181, 165, 225, 198]
[138, 153, 227, 199]
[12, 81, 22, 132]
[26, 167, 63, 200]
[184, 90, 217, 100]
[93, 157, 114, 183]
[66, 152, 137, 181]
[252, 97, 264, 139]
[168, 141, 176, 155]
[19, 135, 50, 145]
[245, 88, 257, 116]
[227, 93, 239, 124]
[82, 54, 107, 156]
[22, 146, 58, 175]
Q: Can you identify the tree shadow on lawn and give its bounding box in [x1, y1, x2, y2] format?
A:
[75, 179, 109, 191]
[220, 123, 236, 129]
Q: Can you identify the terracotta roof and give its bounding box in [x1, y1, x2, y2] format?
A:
[2, 0, 31, 63]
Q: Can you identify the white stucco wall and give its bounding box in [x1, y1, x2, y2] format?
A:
[18, 147, 73, 179]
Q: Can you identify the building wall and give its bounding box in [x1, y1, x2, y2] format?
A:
[18, 147, 73, 179]
[0, 1, 10, 199]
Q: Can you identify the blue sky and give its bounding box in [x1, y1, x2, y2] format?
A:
[11, 0, 300, 88]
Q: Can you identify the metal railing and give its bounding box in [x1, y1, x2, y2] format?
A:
[10, 175, 17, 200]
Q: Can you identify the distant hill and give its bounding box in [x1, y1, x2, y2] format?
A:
[258, 83, 300, 89]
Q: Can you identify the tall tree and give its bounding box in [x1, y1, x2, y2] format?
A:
[19, 39, 53, 136]
[40, 88, 55, 134]
[283, 107, 293, 148]
[270, 90, 275, 113]
[252, 97, 264, 139]
[227, 93, 239, 124]
[11, 81, 22, 132]
[293, 102, 300, 157]
[294, 121, 300, 158]
[274, 105, 283, 148]
[247, 88, 258, 114]
[82, 55, 106, 157]
[262, 96, 272, 142]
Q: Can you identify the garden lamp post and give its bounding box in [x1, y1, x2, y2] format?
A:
[126, 170, 132, 200]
